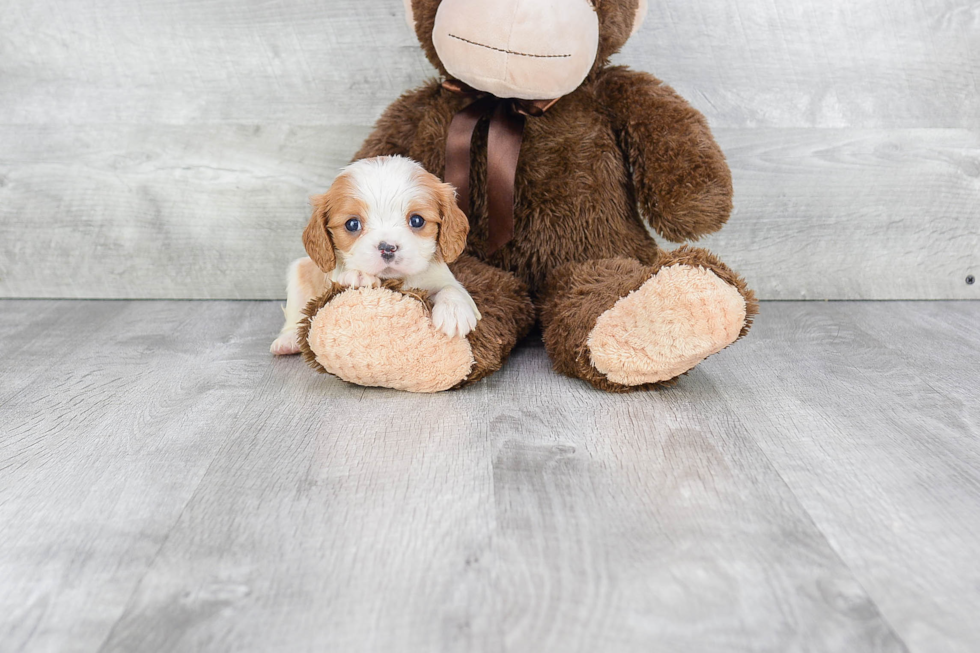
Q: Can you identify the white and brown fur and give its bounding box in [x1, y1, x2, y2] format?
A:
[271, 156, 480, 355]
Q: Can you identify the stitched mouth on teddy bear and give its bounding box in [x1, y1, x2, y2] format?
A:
[446, 33, 572, 60]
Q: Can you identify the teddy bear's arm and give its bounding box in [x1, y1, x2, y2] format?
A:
[353, 82, 443, 161]
[596, 66, 733, 242]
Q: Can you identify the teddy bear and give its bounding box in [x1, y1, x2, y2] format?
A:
[297, 0, 758, 393]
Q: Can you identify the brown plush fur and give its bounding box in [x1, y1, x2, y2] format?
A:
[449, 255, 536, 386]
[354, 76, 731, 294]
[303, 0, 754, 390]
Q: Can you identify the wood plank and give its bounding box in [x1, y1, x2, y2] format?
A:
[0, 124, 367, 299]
[1, 126, 976, 300]
[0, 0, 431, 126]
[97, 364, 502, 652]
[1, 0, 976, 129]
[483, 358, 907, 652]
[696, 128, 980, 300]
[0, 300, 302, 652]
[706, 301, 980, 652]
[623, 0, 980, 129]
[0, 300, 922, 651]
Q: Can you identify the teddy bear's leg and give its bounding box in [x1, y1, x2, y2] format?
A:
[299, 256, 534, 393]
[539, 247, 758, 391]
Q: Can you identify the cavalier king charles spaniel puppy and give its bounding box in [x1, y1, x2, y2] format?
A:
[271, 156, 480, 355]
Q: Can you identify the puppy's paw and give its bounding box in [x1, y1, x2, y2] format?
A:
[336, 270, 381, 288]
[271, 330, 301, 356]
[431, 289, 481, 339]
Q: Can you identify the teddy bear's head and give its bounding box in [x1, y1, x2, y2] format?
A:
[403, 0, 647, 100]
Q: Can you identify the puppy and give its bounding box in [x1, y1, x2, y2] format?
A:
[271, 156, 481, 356]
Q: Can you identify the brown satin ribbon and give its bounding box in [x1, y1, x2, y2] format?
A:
[442, 79, 559, 254]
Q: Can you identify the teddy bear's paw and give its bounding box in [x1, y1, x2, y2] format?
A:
[587, 264, 746, 385]
[303, 286, 475, 393]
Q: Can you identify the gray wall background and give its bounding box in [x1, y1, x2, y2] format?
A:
[1, 0, 977, 300]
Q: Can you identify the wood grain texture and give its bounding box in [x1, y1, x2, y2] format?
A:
[698, 129, 980, 300]
[0, 0, 978, 300]
[707, 302, 980, 653]
[2, 299, 979, 651]
[0, 301, 282, 652]
[622, 1, 980, 130]
[0, 125, 364, 299]
[2, 0, 976, 128]
[1, 126, 977, 300]
[0, 0, 430, 126]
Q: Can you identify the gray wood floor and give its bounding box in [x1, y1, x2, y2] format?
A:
[1, 300, 978, 653]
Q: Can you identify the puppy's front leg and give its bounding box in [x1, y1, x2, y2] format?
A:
[335, 268, 382, 288]
[431, 284, 481, 338]
[410, 263, 481, 339]
[271, 257, 330, 355]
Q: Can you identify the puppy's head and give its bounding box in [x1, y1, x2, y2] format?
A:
[303, 156, 468, 277]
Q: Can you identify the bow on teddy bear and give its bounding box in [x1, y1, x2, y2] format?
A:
[297, 0, 758, 393]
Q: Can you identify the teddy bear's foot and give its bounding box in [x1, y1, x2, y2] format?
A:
[587, 264, 746, 385]
[540, 248, 758, 392]
[299, 256, 535, 393]
[300, 283, 474, 393]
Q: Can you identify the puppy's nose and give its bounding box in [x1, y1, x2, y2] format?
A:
[378, 242, 398, 261]
[378, 241, 398, 262]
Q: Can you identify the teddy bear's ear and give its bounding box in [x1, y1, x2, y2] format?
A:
[631, 0, 648, 36]
[402, 0, 415, 31]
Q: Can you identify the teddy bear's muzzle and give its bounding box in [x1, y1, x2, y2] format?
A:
[431, 0, 600, 100]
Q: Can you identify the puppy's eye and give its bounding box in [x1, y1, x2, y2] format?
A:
[344, 218, 361, 232]
[409, 214, 425, 229]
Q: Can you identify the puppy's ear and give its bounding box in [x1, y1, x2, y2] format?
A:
[303, 193, 337, 272]
[436, 181, 469, 263]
